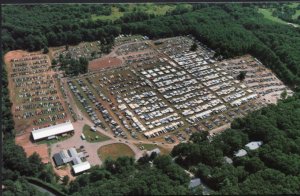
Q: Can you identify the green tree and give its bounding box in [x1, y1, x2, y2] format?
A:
[43, 46, 49, 54]
[62, 175, 70, 185]
[190, 42, 198, 51]
[237, 71, 247, 81]
[280, 90, 288, 100]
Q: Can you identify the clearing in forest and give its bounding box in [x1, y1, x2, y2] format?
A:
[98, 143, 135, 161]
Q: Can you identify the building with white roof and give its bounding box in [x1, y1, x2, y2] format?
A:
[234, 149, 247, 157]
[72, 162, 91, 175]
[32, 121, 74, 141]
[245, 141, 263, 150]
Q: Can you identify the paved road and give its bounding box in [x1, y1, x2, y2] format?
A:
[28, 182, 56, 196]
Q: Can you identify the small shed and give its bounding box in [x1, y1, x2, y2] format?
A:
[53, 153, 64, 167]
[189, 178, 201, 189]
[72, 162, 91, 175]
[234, 149, 247, 157]
[245, 141, 263, 150]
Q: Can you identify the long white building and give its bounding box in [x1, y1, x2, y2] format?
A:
[31, 121, 74, 141]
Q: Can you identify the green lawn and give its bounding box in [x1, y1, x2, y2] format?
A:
[136, 143, 171, 155]
[82, 124, 110, 143]
[98, 143, 135, 161]
[258, 8, 288, 25]
[91, 7, 124, 21]
[90, 4, 192, 22]
[135, 4, 176, 16]
[136, 143, 158, 151]
[288, 3, 299, 9]
[292, 10, 300, 20]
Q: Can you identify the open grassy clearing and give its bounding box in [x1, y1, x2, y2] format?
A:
[258, 8, 288, 25]
[82, 124, 110, 143]
[135, 143, 171, 155]
[132, 4, 176, 15]
[90, 4, 192, 22]
[97, 143, 135, 161]
[288, 3, 299, 9]
[292, 10, 300, 20]
[136, 143, 158, 151]
[91, 7, 124, 21]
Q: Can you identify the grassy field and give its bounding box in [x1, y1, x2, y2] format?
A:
[91, 4, 192, 22]
[136, 143, 171, 155]
[98, 143, 135, 161]
[91, 7, 123, 21]
[258, 8, 288, 25]
[288, 3, 299, 9]
[136, 143, 158, 151]
[82, 124, 110, 143]
[292, 10, 300, 20]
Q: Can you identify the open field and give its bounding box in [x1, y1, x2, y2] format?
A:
[97, 143, 135, 161]
[91, 7, 124, 21]
[292, 10, 300, 20]
[136, 143, 171, 155]
[136, 143, 158, 151]
[288, 3, 299, 8]
[258, 7, 299, 27]
[90, 4, 192, 22]
[258, 8, 288, 25]
[82, 124, 111, 142]
[88, 56, 123, 71]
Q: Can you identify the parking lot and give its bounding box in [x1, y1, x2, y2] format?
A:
[216, 55, 293, 104]
[66, 36, 278, 143]
[4, 50, 72, 163]
[6, 52, 70, 132]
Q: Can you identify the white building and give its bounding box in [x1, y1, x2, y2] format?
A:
[245, 141, 263, 150]
[72, 162, 91, 175]
[234, 149, 247, 157]
[32, 121, 74, 141]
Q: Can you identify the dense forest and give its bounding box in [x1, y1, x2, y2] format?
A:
[54, 54, 89, 76]
[172, 93, 300, 194]
[2, 4, 300, 88]
[2, 3, 300, 195]
[68, 156, 191, 195]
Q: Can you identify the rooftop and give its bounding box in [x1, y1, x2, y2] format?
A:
[72, 162, 91, 174]
[245, 141, 263, 150]
[234, 149, 247, 157]
[189, 178, 201, 189]
[32, 121, 74, 141]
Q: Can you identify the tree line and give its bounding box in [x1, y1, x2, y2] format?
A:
[3, 4, 300, 89]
